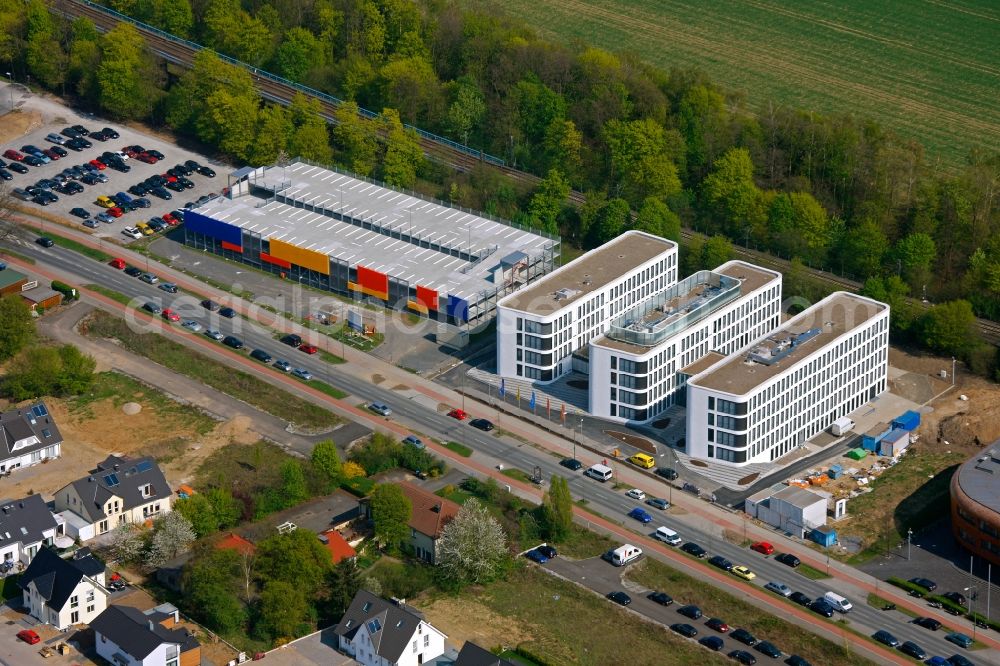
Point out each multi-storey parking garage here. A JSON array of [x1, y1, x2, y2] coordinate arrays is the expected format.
[[182, 161, 559, 327]]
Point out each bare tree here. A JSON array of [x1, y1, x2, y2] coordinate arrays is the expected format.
[[436, 498, 509, 586], [239, 548, 255, 604]]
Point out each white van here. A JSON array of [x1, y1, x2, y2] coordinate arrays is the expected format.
[[823, 591, 853, 613], [654, 526, 681, 546], [585, 463, 613, 482], [611, 544, 643, 566]]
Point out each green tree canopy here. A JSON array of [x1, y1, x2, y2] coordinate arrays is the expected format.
[[370, 483, 412, 550], [527, 169, 570, 235], [834, 219, 888, 279], [701, 235, 734, 270], [0, 295, 34, 361], [3, 345, 95, 400], [255, 580, 311, 641], [275, 27, 322, 82], [332, 101, 378, 176], [256, 529, 332, 597], [542, 476, 573, 541], [311, 439, 342, 485], [588, 198, 631, 247], [97, 23, 159, 119], [378, 108, 424, 188], [894, 232, 937, 289], [445, 78, 486, 146], [603, 117, 682, 206], [702, 147, 764, 236], [183, 549, 247, 634], [632, 197, 681, 241], [920, 299, 977, 356]]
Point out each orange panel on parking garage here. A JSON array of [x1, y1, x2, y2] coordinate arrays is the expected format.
[[269, 238, 330, 275]]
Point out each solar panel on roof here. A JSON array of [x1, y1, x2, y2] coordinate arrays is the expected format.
[[32, 405, 48, 417], [104, 473, 120, 487], [367, 618, 382, 634], [135, 461, 153, 473]]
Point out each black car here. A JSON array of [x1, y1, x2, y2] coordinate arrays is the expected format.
[[706, 618, 730, 633], [36, 236, 54, 247], [699, 636, 724, 651], [166, 180, 185, 192], [606, 591, 631, 606], [656, 467, 679, 480], [914, 616, 942, 631], [559, 458, 583, 471], [681, 542, 707, 558], [147, 149, 165, 160], [222, 336, 244, 350], [648, 591, 673, 606], [80, 173, 99, 185], [178, 177, 195, 189], [197, 165, 216, 177], [91, 129, 109, 141], [0, 168, 11, 181], [947, 655, 974, 666], [943, 592, 967, 606], [31, 196, 50, 206], [134, 198, 151, 208], [808, 599, 833, 617], [677, 605, 702, 620], [249, 349, 273, 363], [281, 333, 303, 346], [909, 577, 937, 592], [70, 124, 89, 136], [70, 207, 90, 219], [731, 629, 757, 647], [709, 555, 734, 572], [174, 163, 194, 175], [151, 186, 172, 199], [671, 623, 698, 638], [728, 650, 757, 665], [872, 630, 899, 648], [124, 266, 143, 277], [898, 641, 926, 660], [470, 418, 494, 431], [129, 184, 149, 196], [201, 299, 220, 311], [184, 159, 202, 170], [102, 127, 120, 139], [788, 592, 811, 607], [785, 656, 811, 666], [61, 127, 81, 138], [8, 162, 28, 174], [755, 641, 781, 658], [49, 145, 67, 157], [24, 155, 44, 167], [219, 307, 237, 319], [775, 553, 800, 568], [535, 544, 557, 559]]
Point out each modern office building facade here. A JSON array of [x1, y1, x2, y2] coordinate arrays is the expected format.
[[183, 161, 559, 327], [588, 261, 782, 423], [951, 440, 1000, 567], [495, 231, 678, 383], [685, 292, 890, 466]]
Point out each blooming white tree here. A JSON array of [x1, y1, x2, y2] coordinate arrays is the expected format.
[[437, 498, 509, 586], [110, 523, 145, 564], [147, 511, 197, 566]]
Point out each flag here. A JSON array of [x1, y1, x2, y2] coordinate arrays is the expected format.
[[516, 386, 521, 403], [561, 403, 566, 422], [499, 378, 505, 398], [530, 391, 536, 410], [546, 397, 551, 417]]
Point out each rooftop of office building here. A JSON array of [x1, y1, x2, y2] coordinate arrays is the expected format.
[[954, 440, 1000, 514], [687, 292, 887, 396], [498, 231, 675, 316], [193, 161, 556, 300]]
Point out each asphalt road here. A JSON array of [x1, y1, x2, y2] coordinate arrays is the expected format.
[[8, 236, 996, 665]]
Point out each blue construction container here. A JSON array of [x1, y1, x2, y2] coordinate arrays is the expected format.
[[809, 526, 837, 547], [828, 464, 843, 479], [892, 410, 921, 432], [878, 429, 911, 457], [861, 422, 893, 452]]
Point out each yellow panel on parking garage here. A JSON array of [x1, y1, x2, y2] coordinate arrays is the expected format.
[[269, 238, 330, 275]]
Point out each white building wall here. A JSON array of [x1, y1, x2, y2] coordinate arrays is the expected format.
[[0, 443, 60, 474], [497, 232, 678, 384], [589, 265, 781, 424], [686, 293, 890, 466], [25, 579, 106, 629], [96, 633, 176, 666]]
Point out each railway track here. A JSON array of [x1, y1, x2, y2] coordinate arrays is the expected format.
[[53, 0, 999, 345]]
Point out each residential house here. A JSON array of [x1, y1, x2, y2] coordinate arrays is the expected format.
[[91, 603, 201, 666], [0, 494, 58, 568], [54, 455, 172, 541], [333, 590, 447, 666], [453, 642, 518, 666], [0, 402, 61, 475], [363, 483, 459, 564], [215, 533, 256, 556], [19, 547, 108, 629], [319, 528, 356, 565]]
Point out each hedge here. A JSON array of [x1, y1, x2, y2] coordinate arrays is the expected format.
[[51, 280, 78, 300], [341, 476, 376, 497]]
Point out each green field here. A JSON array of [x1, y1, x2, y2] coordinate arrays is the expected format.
[[494, 0, 1000, 167]]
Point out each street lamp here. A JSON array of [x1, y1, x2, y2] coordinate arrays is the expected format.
[[5, 72, 12, 111], [907, 528, 913, 561]]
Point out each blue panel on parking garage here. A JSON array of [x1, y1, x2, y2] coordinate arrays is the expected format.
[[446, 295, 468, 323], [184, 210, 242, 246]]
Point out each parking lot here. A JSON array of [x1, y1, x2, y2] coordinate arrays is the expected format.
[[1, 116, 226, 243]]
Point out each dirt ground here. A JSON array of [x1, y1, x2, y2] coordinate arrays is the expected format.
[[415, 595, 534, 653], [0, 109, 43, 143]]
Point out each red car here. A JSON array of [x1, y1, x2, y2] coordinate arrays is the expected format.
[[298, 344, 318, 354], [161, 173, 177, 183], [3, 149, 24, 161], [161, 308, 180, 322], [162, 213, 178, 225], [750, 541, 774, 555], [107, 207, 123, 218], [89, 159, 107, 170], [137, 152, 158, 164], [42, 148, 60, 161], [16, 629, 40, 645], [109, 258, 126, 269], [448, 408, 469, 420]]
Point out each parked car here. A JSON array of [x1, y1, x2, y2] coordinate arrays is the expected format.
[[525, 549, 549, 564], [161, 309, 180, 322], [298, 344, 318, 354], [728, 649, 756, 665], [538, 545, 558, 559], [709, 556, 733, 572], [946, 654, 974, 666], [699, 636, 724, 651], [944, 632, 974, 649], [943, 592, 967, 606], [677, 605, 702, 620], [70, 207, 90, 219], [217, 306, 237, 318], [754, 641, 782, 658], [646, 497, 670, 510], [124, 266, 143, 277], [121, 227, 142, 239], [750, 542, 774, 555], [681, 542, 707, 558], [628, 507, 652, 524], [808, 599, 833, 617], [201, 299, 220, 311], [142, 302, 162, 315], [764, 581, 792, 598], [281, 333, 302, 346], [36, 236, 54, 247], [560, 458, 583, 471], [706, 618, 730, 633], [109, 258, 127, 269], [606, 591, 631, 606], [470, 418, 495, 431], [447, 408, 469, 420], [872, 630, 899, 648], [626, 488, 647, 501], [158, 282, 178, 293], [273, 360, 292, 372], [914, 616, 942, 631], [16, 629, 40, 645], [898, 641, 926, 660], [368, 402, 392, 416], [784, 656, 812, 666], [731, 566, 756, 581], [775, 553, 800, 568], [83, 219, 99, 228], [204, 329, 225, 340], [648, 591, 673, 606], [250, 349, 273, 363], [656, 466, 679, 480], [181, 320, 202, 332], [730, 628, 757, 647], [139, 272, 159, 284], [671, 623, 698, 638], [908, 577, 937, 592], [222, 335, 244, 349]]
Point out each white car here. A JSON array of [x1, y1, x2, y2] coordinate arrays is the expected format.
[[181, 320, 202, 332], [274, 359, 292, 372], [626, 488, 646, 501], [121, 226, 142, 239], [291, 368, 313, 380], [764, 581, 792, 597], [204, 329, 224, 341]]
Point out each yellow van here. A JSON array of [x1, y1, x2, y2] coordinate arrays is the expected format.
[[629, 452, 655, 469]]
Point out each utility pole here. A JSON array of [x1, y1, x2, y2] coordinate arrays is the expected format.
[[907, 528, 913, 560]]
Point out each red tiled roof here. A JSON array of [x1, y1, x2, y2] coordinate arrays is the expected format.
[[396, 482, 460, 540], [319, 529, 357, 564], [215, 533, 255, 555]]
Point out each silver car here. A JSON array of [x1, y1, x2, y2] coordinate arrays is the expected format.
[[204, 329, 224, 341], [291, 368, 313, 380], [764, 581, 792, 597], [181, 320, 202, 332], [274, 359, 292, 372]]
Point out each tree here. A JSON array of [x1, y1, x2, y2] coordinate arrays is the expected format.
[[332, 101, 378, 176], [148, 511, 197, 566], [311, 439, 342, 484], [288, 93, 332, 164], [370, 483, 411, 550], [184, 549, 247, 634], [437, 498, 509, 587], [175, 494, 219, 537], [0, 295, 33, 361], [920, 299, 977, 356], [678, 84, 729, 175], [834, 219, 888, 279], [275, 27, 321, 82], [3, 344, 95, 400], [378, 108, 424, 188], [97, 23, 159, 119], [68, 18, 101, 102], [326, 557, 361, 618], [279, 460, 309, 507], [588, 198, 630, 247], [702, 148, 764, 236], [255, 530, 332, 596], [894, 232, 937, 289], [250, 104, 292, 165], [633, 197, 681, 241], [602, 117, 682, 206], [542, 476, 573, 540], [255, 580, 310, 640], [445, 78, 486, 146], [202, 89, 259, 161], [701, 235, 734, 269], [110, 523, 146, 564], [542, 118, 583, 181], [378, 56, 443, 125], [527, 169, 570, 234], [53, 345, 96, 395], [24, 0, 65, 91]]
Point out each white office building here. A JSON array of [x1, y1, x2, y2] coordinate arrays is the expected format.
[[685, 291, 890, 466], [496, 231, 678, 383], [588, 261, 782, 423]]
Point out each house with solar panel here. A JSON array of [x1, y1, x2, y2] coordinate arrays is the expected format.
[[53, 455, 173, 541], [0, 402, 61, 475], [333, 590, 447, 666]]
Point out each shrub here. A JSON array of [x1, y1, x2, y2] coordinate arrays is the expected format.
[[51, 280, 78, 300], [341, 461, 366, 478]]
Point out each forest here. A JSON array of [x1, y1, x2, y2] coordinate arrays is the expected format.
[[0, 0, 997, 377]]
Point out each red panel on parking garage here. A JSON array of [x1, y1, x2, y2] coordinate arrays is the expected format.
[[260, 252, 291, 269], [416, 285, 438, 312], [221, 240, 242, 253]]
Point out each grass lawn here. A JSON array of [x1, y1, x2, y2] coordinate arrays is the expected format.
[[319, 349, 346, 364], [501, 468, 532, 484], [427, 566, 731, 665], [80, 311, 342, 430], [0, 575, 20, 601], [303, 379, 349, 399], [85, 283, 132, 306], [444, 441, 472, 457], [494, 0, 999, 167], [552, 523, 617, 559], [797, 562, 832, 580], [626, 558, 874, 665], [26, 226, 112, 262], [866, 593, 918, 618], [0, 250, 35, 264], [436, 485, 475, 505], [331, 324, 384, 351], [841, 449, 965, 563]]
